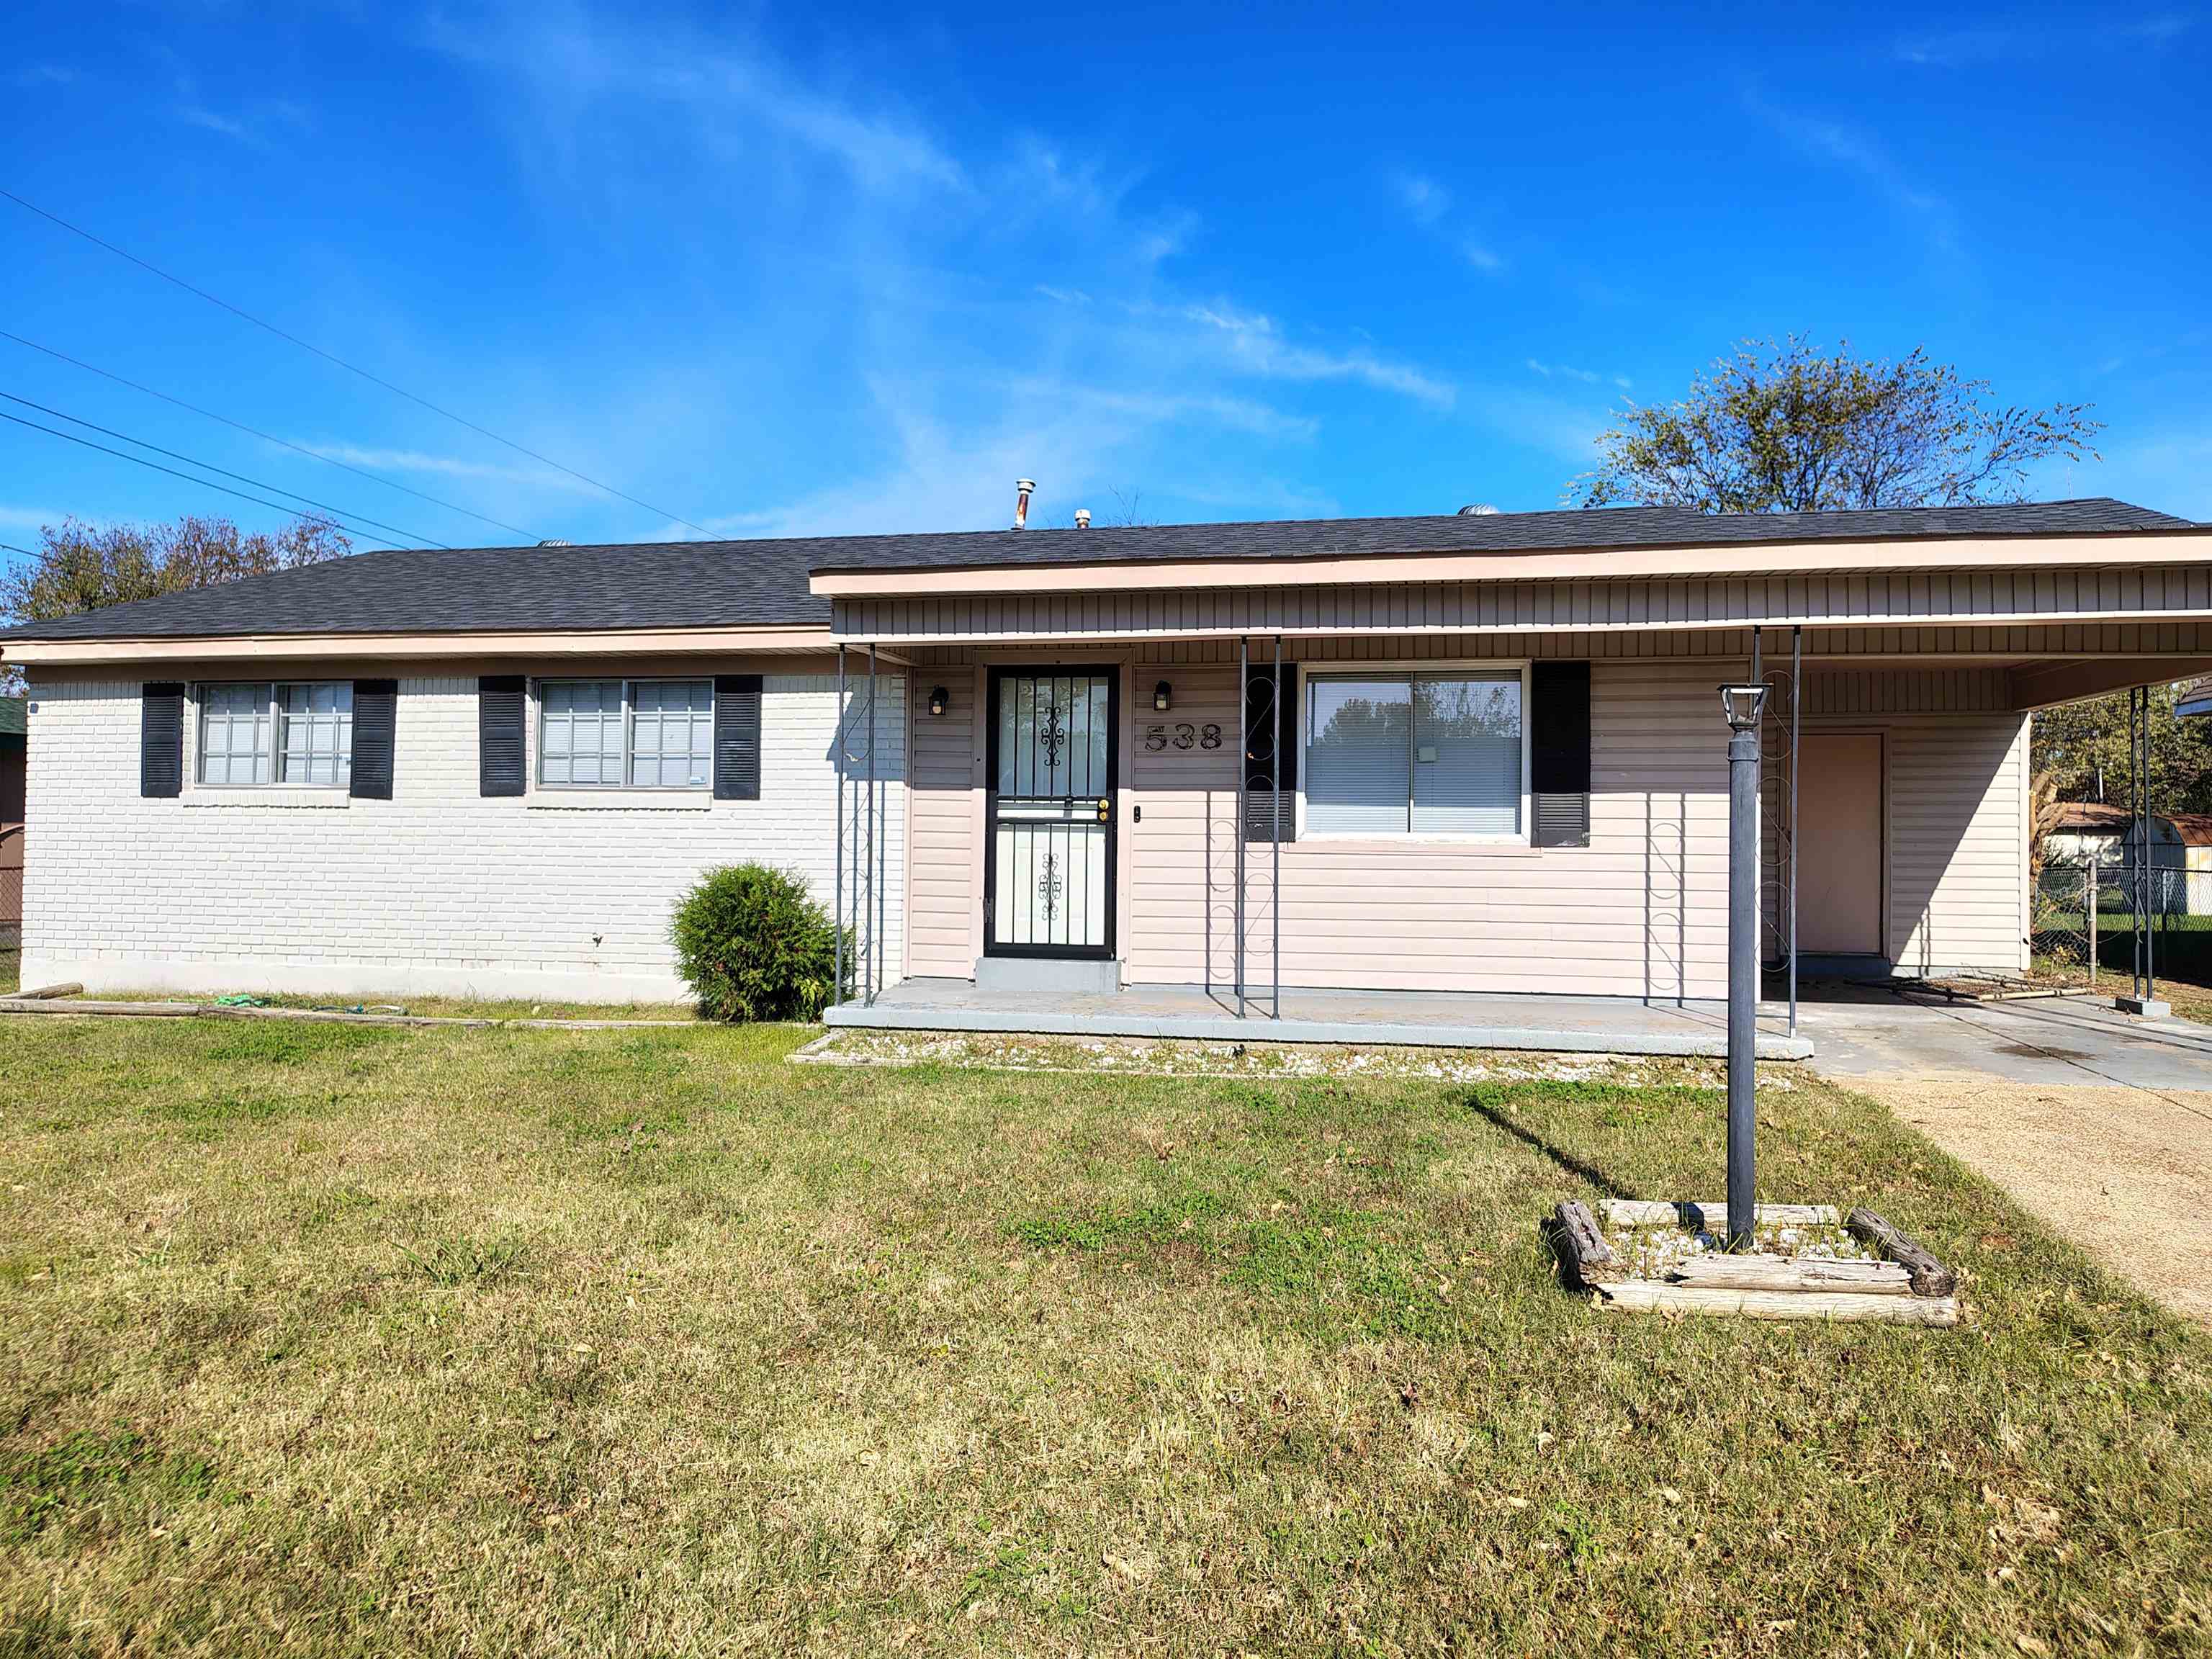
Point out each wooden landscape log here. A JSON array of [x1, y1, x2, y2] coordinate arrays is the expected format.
[[14, 981, 84, 1000], [1598, 1282, 1959, 1326], [1667, 1254, 1910, 1294], [1845, 1208, 1957, 1298], [0, 998, 202, 1017], [1551, 1200, 1625, 1287]]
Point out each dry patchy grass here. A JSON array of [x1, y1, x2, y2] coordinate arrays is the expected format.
[[0, 1019, 2207, 1655]]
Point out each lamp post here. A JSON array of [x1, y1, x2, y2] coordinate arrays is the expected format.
[[1719, 680, 1768, 1250]]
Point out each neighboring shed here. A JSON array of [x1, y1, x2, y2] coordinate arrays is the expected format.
[[2177, 675, 2212, 718], [0, 695, 22, 945], [2044, 800, 2133, 868], [2121, 811, 2212, 916]]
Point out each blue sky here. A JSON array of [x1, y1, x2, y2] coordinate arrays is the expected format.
[[2, 1, 2208, 564]]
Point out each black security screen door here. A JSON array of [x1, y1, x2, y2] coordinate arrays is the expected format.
[[986, 668, 1118, 958]]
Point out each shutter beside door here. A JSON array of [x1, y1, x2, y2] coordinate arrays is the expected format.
[[140, 682, 184, 799], [1530, 660, 1591, 848], [1243, 661, 1298, 843], [713, 675, 763, 801], [478, 675, 526, 797], [350, 680, 397, 800]]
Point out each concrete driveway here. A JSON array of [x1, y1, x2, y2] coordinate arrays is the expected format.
[[1799, 989, 2212, 1325]]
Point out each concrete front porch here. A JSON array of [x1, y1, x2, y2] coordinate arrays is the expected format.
[[825, 978, 1816, 1060]]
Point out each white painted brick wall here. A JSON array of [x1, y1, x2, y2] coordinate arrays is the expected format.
[[21, 670, 904, 1002]]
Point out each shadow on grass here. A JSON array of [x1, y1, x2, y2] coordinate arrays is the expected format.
[[1460, 1096, 1635, 1201]]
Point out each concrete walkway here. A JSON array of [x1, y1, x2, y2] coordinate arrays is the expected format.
[[1802, 989, 2212, 1326], [826, 978, 1815, 1060], [1800, 987, 2212, 1092]]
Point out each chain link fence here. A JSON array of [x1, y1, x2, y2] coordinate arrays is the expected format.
[[2033, 859, 2212, 985]]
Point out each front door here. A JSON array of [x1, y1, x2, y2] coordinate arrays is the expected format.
[[986, 668, 1117, 958], [1797, 732, 1886, 956]]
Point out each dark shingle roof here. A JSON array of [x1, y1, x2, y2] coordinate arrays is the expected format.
[[805, 497, 2196, 576], [0, 497, 2193, 643]]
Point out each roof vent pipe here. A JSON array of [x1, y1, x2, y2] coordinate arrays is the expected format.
[[1074, 507, 1092, 529], [1456, 503, 1501, 516], [1013, 479, 1036, 529]]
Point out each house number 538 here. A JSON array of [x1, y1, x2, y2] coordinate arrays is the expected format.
[[1144, 723, 1223, 752]]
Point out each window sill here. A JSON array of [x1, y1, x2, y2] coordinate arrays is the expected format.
[[183, 788, 351, 809], [1293, 835, 1539, 852], [526, 791, 714, 811]]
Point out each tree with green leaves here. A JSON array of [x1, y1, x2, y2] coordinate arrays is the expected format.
[[1, 513, 350, 629], [1572, 336, 2102, 513], [2031, 683, 2212, 818], [1, 513, 351, 692]]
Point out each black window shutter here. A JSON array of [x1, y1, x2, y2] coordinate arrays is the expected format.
[[1243, 660, 1298, 843], [1530, 660, 1591, 848], [478, 675, 526, 797], [140, 682, 184, 799], [714, 674, 763, 801], [350, 679, 397, 800]]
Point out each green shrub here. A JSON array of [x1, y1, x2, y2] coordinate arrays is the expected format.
[[670, 863, 844, 1022]]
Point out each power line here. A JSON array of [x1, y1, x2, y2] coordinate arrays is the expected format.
[[0, 390, 444, 549], [0, 329, 543, 542], [0, 409, 412, 550], [1, 187, 716, 537]]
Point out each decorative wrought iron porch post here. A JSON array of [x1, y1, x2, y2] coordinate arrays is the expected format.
[[834, 646, 845, 1009], [1272, 633, 1282, 1021], [1236, 634, 1248, 1019], [866, 644, 878, 1007]]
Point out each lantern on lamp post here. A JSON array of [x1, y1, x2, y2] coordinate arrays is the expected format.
[[1719, 681, 1768, 1250]]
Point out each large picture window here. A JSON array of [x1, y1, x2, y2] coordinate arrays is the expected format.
[[197, 682, 352, 788], [538, 678, 713, 790], [1303, 669, 1525, 837]]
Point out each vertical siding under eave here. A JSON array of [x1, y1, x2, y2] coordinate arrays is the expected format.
[[1123, 660, 1729, 998], [907, 674, 979, 978]]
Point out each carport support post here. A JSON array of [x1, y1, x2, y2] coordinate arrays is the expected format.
[[834, 647, 846, 1008], [1727, 699, 1761, 1251]]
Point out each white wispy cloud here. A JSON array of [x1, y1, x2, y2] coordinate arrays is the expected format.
[[12, 63, 76, 88], [177, 104, 249, 138], [1462, 240, 1504, 272], [1033, 284, 1092, 306], [428, 5, 965, 197], [289, 442, 603, 495], [1391, 171, 1452, 226], [1526, 359, 1601, 384], [1745, 91, 1965, 271], [1178, 302, 1456, 409]]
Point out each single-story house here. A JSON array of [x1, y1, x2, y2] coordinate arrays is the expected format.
[[1, 495, 2206, 1006]]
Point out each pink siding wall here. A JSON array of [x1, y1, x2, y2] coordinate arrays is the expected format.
[[907, 675, 979, 979], [1123, 660, 1729, 998], [901, 649, 2029, 996]]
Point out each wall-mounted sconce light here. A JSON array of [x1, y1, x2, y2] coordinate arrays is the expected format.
[[1152, 680, 1173, 713], [927, 686, 949, 717]]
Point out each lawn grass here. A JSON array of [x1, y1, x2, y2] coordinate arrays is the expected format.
[[1, 1020, 2207, 1655]]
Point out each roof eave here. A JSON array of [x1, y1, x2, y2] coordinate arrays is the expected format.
[[808, 526, 2212, 599], [0, 623, 837, 666]]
